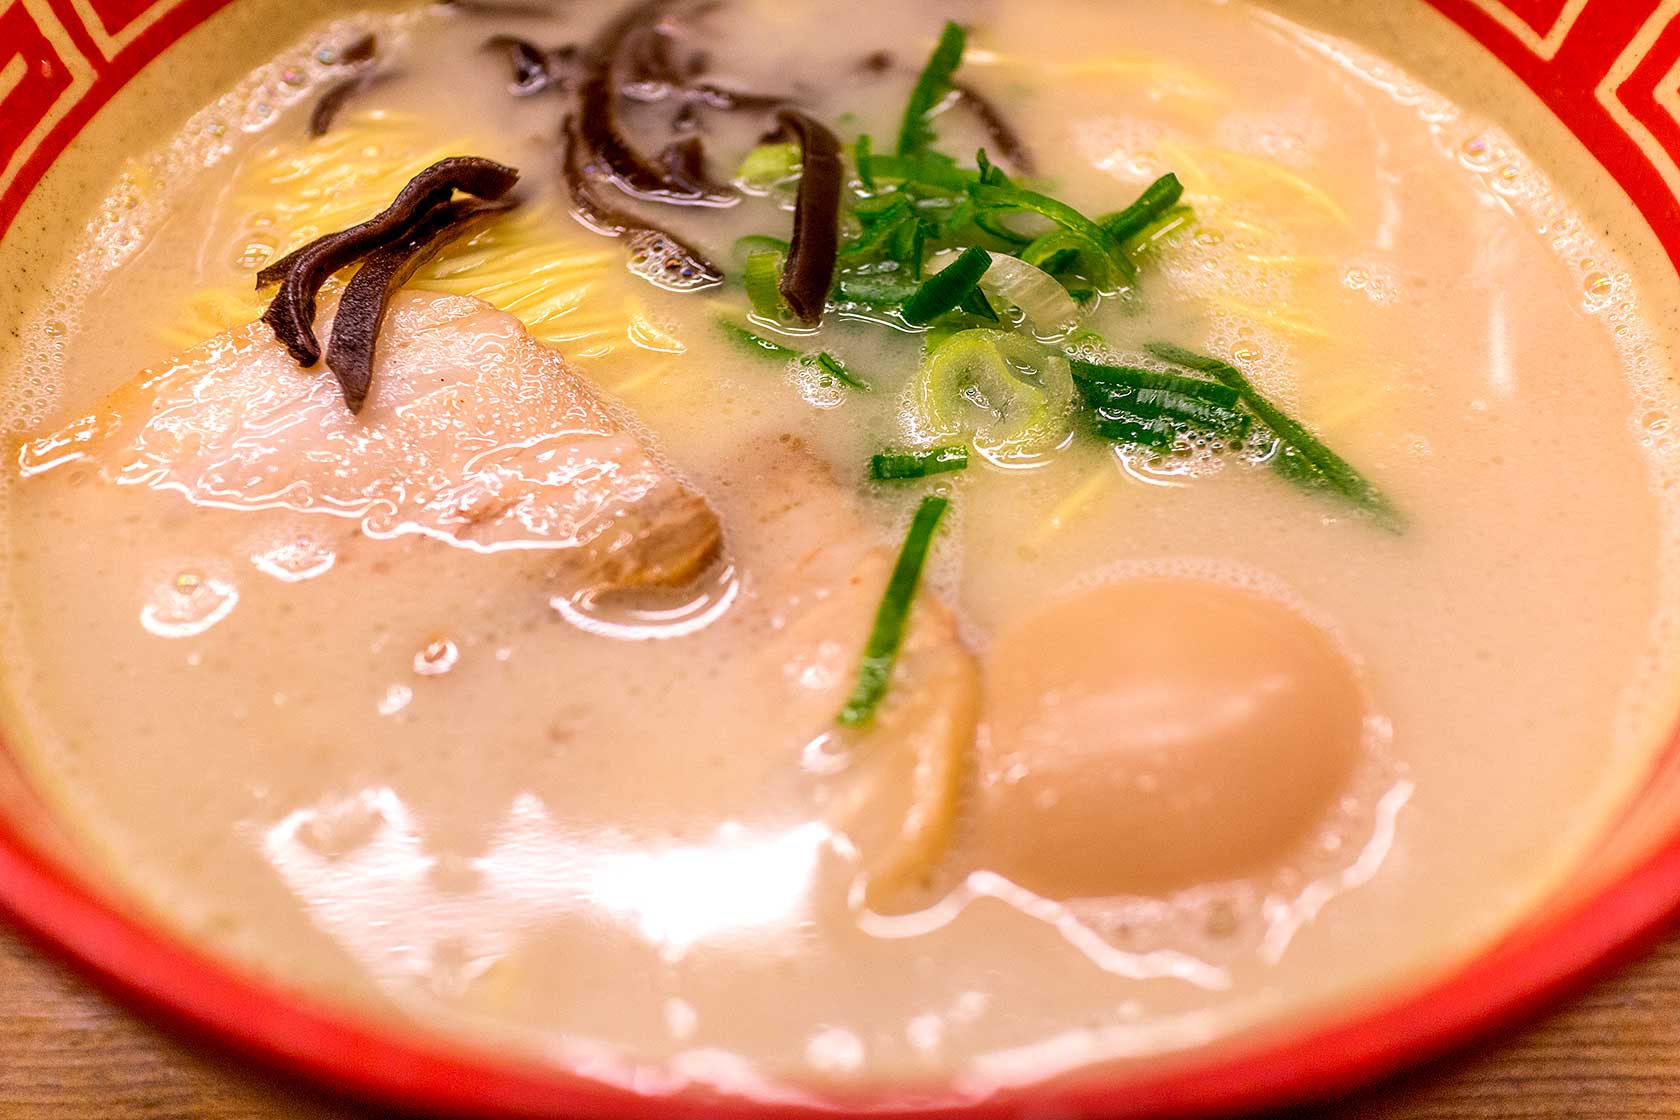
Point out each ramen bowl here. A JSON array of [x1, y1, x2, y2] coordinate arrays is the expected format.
[[4, 0, 1680, 1115]]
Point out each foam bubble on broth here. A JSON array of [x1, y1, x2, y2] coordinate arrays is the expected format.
[[1284, 18, 1680, 785]]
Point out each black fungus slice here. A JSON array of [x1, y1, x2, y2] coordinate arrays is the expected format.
[[561, 114, 722, 290], [575, 0, 738, 205], [685, 82, 788, 111], [308, 33, 380, 138], [771, 109, 842, 324], [437, 0, 556, 16], [484, 34, 559, 95], [310, 73, 382, 137], [324, 197, 515, 413], [576, 0, 715, 202], [258, 156, 520, 365], [656, 135, 735, 200], [952, 80, 1034, 173]]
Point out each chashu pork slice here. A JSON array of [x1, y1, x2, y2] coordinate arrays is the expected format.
[[736, 440, 980, 909], [20, 292, 720, 593]]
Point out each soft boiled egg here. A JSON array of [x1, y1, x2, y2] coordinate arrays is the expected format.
[[976, 576, 1367, 899]]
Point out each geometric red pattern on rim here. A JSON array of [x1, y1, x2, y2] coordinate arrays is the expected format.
[[84, 0, 171, 37], [0, 4, 73, 169], [1499, 0, 1572, 37], [1424, 0, 1680, 274], [0, 0, 234, 239], [1618, 13, 1680, 183]]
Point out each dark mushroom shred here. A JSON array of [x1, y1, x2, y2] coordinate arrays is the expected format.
[[484, 34, 574, 96], [951, 80, 1033, 173], [860, 49, 893, 74], [770, 109, 843, 324], [560, 114, 723, 289], [325, 197, 516, 413], [338, 32, 378, 66], [310, 73, 382, 138], [309, 33, 380, 138], [622, 21, 685, 99], [436, 0, 557, 17], [575, 0, 734, 205], [257, 156, 520, 365], [685, 82, 789, 112], [656, 136, 735, 199]]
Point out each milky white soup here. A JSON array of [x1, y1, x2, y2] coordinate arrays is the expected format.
[[3, 0, 1680, 1100]]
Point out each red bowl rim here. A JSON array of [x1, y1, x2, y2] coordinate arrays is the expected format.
[[1, 791, 1679, 1118], [7, 0, 1680, 1114]]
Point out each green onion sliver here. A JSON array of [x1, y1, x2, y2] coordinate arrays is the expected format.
[[1070, 359, 1241, 408], [717, 317, 797, 360], [837, 495, 951, 727], [808, 350, 870, 390], [1098, 173, 1184, 245], [895, 21, 966, 157], [902, 246, 991, 325], [732, 234, 790, 262], [957, 286, 999, 322], [743, 250, 786, 318], [855, 134, 876, 189], [1092, 409, 1179, 450], [861, 154, 979, 193], [870, 445, 968, 480], [833, 270, 919, 307], [1145, 341, 1402, 525], [971, 183, 1136, 287], [737, 142, 801, 189]]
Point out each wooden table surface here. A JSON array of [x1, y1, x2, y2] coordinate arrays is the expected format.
[[4, 922, 1680, 1119]]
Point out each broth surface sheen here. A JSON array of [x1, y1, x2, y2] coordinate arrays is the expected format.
[[4, 0, 1680, 1099]]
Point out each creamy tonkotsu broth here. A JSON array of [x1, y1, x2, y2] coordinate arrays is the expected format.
[[4, 0, 1680, 1097]]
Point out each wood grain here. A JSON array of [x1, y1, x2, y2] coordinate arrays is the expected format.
[[5, 922, 1680, 1119]]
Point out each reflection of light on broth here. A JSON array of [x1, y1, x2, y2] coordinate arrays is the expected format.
[[264, 789, 827, 980]]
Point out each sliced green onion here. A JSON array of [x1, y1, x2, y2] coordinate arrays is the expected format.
[[972, 208, 1033, 247], [1124, 204, 1196, 257], [912, 328, 1074, 460], [1036, 247, 1079, 275], [869, 445, 969, 480], [833, 270, 920, 307], [895, 21, 966, 157], [1020, 228, 1111, 282], [932, 198, 978, 239], [855, 133, 876, 189], [743, 250, 787, 318], [1091, 409, 1179, 450], [975, 147, 1010, 187], [806, 350, 870, 390], [717, 317, 797, 360], [1090, 385, 1249, 437], [979, 253, 1081, 335], [860, 154, 979, 192], [853, 194, 913, 225], [1098, 173, 1184, 245], [957, 286, 999, 322], [1145, 341, 1401, 525], [1070, 360, 1241, 408], [732, 234, 790, 262], [971, 183, 1136, 287], [902, 246, 991, 324], [737, 142, 801, 189], [837, 494, 950, 727], [890, 218, 929, 278]]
